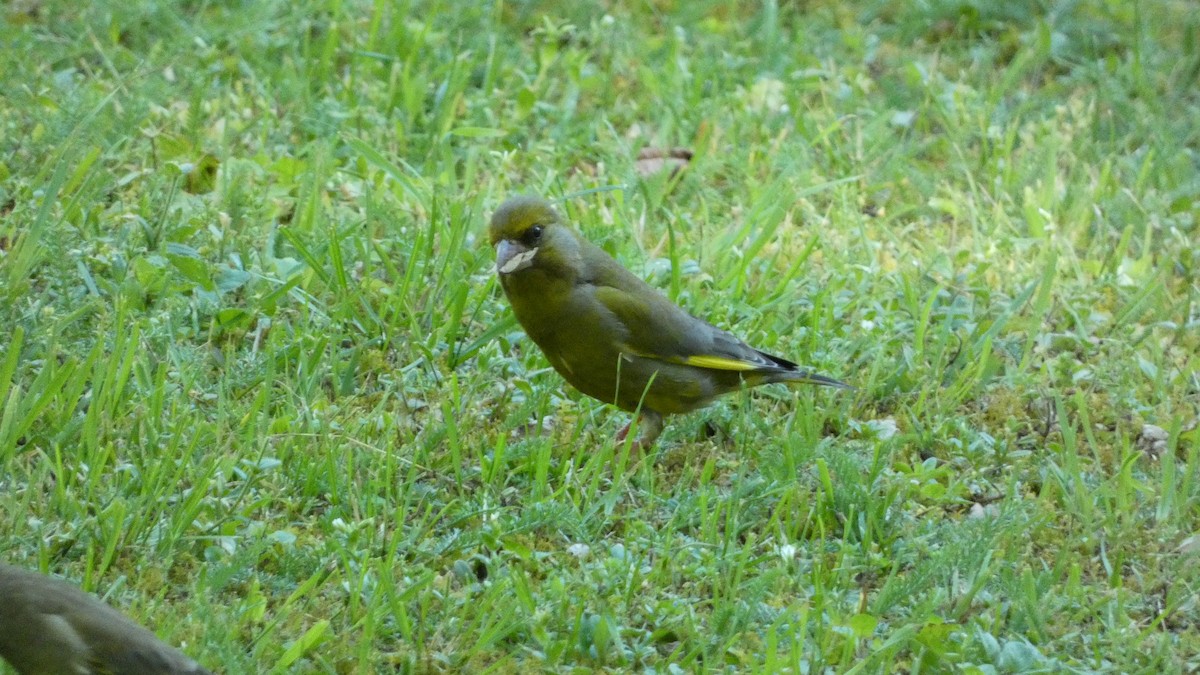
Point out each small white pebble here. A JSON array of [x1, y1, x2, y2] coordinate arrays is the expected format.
[[1137, 424, 1169, 459], [1141, 424, 1168, 442], [968, 503, 999, 519], [866, 418, 899, 440]]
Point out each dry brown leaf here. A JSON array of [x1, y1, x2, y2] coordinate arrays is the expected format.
[[635, 147, 693, 178]]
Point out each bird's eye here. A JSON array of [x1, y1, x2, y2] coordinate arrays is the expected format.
[[523, 225, 544, 245]]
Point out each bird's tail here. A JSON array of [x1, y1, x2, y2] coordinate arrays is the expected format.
[[786, 370, 854, 390]]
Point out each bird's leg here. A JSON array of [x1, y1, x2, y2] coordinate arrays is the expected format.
[[615, 421, 633, 442], [636, 411, 664, 448], [615, 411, 664, 452]]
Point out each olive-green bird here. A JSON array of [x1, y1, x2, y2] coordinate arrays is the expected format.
[[0, 563, 213, 675], [489, 195, 849, 447]]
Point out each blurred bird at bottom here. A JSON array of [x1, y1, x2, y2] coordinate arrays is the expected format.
[[0, 563, 213, 675]]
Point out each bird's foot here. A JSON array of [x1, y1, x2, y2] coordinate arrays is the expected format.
[[615, 421, 632, 443], [614, 412, 664, 453]]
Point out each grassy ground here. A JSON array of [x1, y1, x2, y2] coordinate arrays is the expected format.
[[2, 0, 1198, 672]]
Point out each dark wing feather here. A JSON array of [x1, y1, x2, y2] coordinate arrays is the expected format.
[[580, 239, 790, 375]]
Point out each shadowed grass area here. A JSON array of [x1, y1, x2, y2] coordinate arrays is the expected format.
[[1, 0, 1197, 671]]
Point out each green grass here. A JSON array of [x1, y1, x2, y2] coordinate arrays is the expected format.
[[2, 0, 1198, 672]]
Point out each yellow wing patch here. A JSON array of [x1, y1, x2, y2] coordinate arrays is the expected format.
[[681, 354, 761, 371], [618, 347, 764, 373]]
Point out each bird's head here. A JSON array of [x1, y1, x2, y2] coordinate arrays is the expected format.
[[488, 196, 580, 280]]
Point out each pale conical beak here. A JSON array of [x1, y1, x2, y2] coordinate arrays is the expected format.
[[495, 240, 539, 274]]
